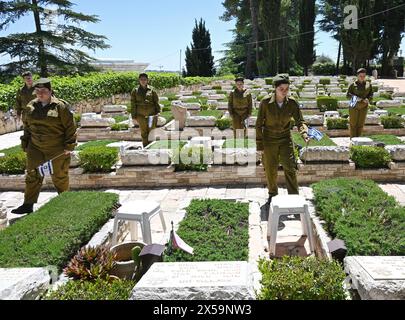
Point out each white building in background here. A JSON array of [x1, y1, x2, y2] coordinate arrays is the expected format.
[[91, 59, 149, 72]]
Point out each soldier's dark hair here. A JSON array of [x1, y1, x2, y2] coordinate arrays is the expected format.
[[139, 73, 148, 79], [22, 71, 32, 77], [235, 77, 244, 83]]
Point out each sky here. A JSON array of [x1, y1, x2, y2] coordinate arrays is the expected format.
[[1, 0, 404, 72]]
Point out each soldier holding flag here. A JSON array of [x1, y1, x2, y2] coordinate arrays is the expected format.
[[11, 78, 77, 215]]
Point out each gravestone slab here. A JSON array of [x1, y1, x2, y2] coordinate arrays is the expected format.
[[376, 100, 402, 108], [351, 137, 374, 146], [0, 268, 50, 300], [102, 105, 127, 113], [344, 256, 405, 300], [385, 145, 405, 161], [130, 261, 255, 300]]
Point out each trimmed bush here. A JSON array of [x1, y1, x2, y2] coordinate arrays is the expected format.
[[319, 78, 331, 85], [173, 146, 212, 172], [212, 85, 222, 90], [79, 146, 119, 173], [312, 178, 405, 256], [0, 191, 119, 269], [265, 78, 273, 86], [111, 123, 129, 131], [216, 118, 232, 130], [165, 199, 249, 262], [317, 96, 338, 112], [326, 118, 349, 130], [381, 115, 404, 129], [350, 146, 391, 169], [257, 257, 346, 300], [312, 63, 336, 75], [45, 279, 135, 300], [0, 150, 26, 174]]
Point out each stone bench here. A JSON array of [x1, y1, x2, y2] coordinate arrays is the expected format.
[[299, 146, 350, 162]]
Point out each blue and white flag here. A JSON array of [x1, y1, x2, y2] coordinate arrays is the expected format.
[[244, 118, 249, 128], [308, 127, 324, 141], [148, 116, 154, 129], [38, 160, 54, 177], [349, 95, 358, 109]]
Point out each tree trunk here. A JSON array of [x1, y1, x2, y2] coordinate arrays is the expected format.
[[336, 40, 342, 76], [31, 0, 48, 77], [245, 44, 253, 78], [250, 0, 260, 76]]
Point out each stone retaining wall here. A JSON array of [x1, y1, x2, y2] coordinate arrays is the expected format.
[[1, 162, 405, 191]]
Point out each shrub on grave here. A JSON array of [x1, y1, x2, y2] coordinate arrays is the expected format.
[[317, 96, 338, 112], [265, 78, 273, 86], [312, 178, 405, 256], [326, 118, 348, 130], [257, 256, 347, 300], [79, 146, 119, 173], [0, 192, 118, 269], [164, 199, 249, 262], [111, 123, 129, 131], [45, 278, 135, 300], [0, 151, 26, 174], [350, 146, 391, 169], [380, 115, 404, 129], [319, 78, 331, 85], [216, 118, 232, 130], [173, 146, 212, 172]]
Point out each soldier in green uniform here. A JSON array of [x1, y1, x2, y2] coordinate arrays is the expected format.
[[347, 68, 374, 138], [256, 74, 309, 205], [11, 79, 77, 215], [131, 73, 161, 147], [228, 77, 253, 138], [15, 71, 36, 120]]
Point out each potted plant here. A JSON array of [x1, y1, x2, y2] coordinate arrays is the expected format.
[[109, 241, 146, 280]]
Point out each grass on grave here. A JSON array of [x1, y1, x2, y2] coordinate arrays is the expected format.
[[223, 138, 256, 149], [195, 110, 224, 119], [312, 178, 405, 256], [0, 145, 23, 155], [164, 199, 249, 262], [387, 106, 405, 116], [147, 140, 188, 150], [0, 191, 119, 270], [368, 135, 404, 145], [112, 115, 129, 123], [75, 140, 119, 151], [160, 111, 174, 123], [292, 132, 336, 147]]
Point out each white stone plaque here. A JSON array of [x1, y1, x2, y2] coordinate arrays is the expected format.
[[354, 256, 405, 280]]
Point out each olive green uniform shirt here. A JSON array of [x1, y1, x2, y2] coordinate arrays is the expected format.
[[256, 94, 308, 151], [21, 97, 77, 152], [130, 85, 160, 118], [346, 81, 374, 108], [228, 89, 253, 118], [16, 85, 36, 116]]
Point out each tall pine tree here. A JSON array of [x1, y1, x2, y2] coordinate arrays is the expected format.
[[184, 19, 215, 77], [297, 0, 316, 76], [0, 0, 110, 76]]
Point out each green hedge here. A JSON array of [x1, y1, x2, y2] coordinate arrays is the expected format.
[[0, 146, 26, 174], [79, 146, 119, 173], [257, 257, 346, 300], [45, 279, 135, 300], [216, 118, 232, 130], [326, 118, 349, 130], [350, 146, 391, 169], [173, 146, 212, 172], [381, 115, 404, 129], [111, 123, 129, 131], [317, 96, 338, 112], [312, 178, 405, 256], [165, 199, 249, 262], [319, 78, 331, 85], [0, 73, 234, 112], [265, 78, 273, 86], [0, 191, 119, 269]]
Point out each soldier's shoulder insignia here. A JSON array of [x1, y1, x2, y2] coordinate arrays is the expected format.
[[47, 109, 59, 117]]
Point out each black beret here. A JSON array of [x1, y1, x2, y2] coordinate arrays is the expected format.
[[235, 77, 244, 82]]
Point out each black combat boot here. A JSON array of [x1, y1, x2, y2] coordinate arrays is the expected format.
[[266, 195, 273, 205], [11, 203, 34, 215]]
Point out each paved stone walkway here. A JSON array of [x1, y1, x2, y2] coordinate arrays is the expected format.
[[0, 130, 22, 150]]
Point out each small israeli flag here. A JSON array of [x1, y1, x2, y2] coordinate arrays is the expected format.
[[349, 95, 358, 109], [244, 118, 249, 128], [38, 160, 54, 177], [148, 116, 154, 129], [308, 127, 324, 141]]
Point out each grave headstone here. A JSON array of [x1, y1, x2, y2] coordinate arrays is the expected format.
[[130, 261, 255, 300], [351, 137, 374, 146]]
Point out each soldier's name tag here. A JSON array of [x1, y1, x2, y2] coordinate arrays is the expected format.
[[47, 109, 59, 117]]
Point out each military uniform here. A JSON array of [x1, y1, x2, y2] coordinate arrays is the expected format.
[[256, 92, 308, 197], [20, 87, 77, 205], [131, 85, 161, 147], [347, 80, 373, 138], [228, 88, 253, 138], [16, 85, 36, 117]]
